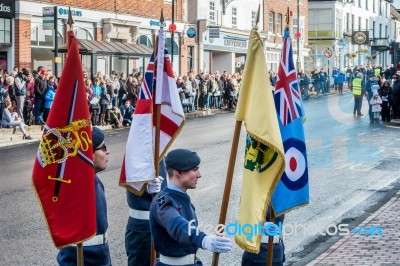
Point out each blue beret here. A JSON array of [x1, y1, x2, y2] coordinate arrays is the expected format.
[[165, 149, 201, 171], [92, 127, 105, 150]]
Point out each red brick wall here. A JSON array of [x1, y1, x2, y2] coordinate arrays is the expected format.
[[263, 0, 308, 44], [95, 26, 103, 41], [180, 36, 196, 75], [15, 19, 32, 71], [34, 0, 185, 22]]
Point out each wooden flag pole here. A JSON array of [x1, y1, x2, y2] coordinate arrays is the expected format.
[[266, 209, 276, 266], [77, 243, 83, 266], [211, 120, 242, 266], [150, 9, 163, 266], [66, 9, 85, 266]]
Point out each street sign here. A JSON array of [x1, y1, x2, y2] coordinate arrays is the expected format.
[[168, 23, 177, 32], [187, 27, 196, 38], [209, 27, 220, 39], [42, 7, 54, 30], [324, 48, 333, 58]]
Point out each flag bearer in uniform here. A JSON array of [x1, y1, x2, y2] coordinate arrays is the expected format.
[[57, 127, 111, 266], [125, 160, 167, 266], [150, 148, 232, 265]]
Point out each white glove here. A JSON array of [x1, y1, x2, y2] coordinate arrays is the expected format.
[[202, 235, 232, 253], [146, 176, 164, 194]]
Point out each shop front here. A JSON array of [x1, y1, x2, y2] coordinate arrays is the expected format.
[[0, 0, 15, 72], [202, 29, 248, 74]]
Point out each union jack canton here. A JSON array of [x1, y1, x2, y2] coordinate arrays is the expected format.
[[274, 30, 303, 126]]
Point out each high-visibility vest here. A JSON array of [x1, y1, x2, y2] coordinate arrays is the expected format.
[[352, 78, 362, 96]]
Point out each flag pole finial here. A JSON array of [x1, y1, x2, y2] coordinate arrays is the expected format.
[[160, 9, 164, 27], [285, 7, 290, 28], [255, 4, 260, 28], [67, 7, 74, 31]]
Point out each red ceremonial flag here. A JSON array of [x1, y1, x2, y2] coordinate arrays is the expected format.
[[32, 31, 96, 248]]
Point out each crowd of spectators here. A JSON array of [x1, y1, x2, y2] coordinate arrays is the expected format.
[[3, 62, 399, 137], [296, 63, 400, 123]]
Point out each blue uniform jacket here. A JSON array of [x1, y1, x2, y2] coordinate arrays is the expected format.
[[150, 187, 207, 257], [126, 159, 167, 232], [57, 175, 111, 266]]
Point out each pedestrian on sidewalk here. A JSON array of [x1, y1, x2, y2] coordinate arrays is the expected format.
[[14, 69, 29, 123], [379, 80, 393, 122], [365, 74, 379, 123], [0, 82, 9, 128], [370, 91, 382, 124], [34, 68, 47, 125], [352, 73, 365, 117], [43, 76, 57, 122], [336, 71, 346, 95], [1, 100, 32, 139], [391, 74, 400, 119]]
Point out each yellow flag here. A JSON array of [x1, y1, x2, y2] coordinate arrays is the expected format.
[[234, 28, 285, 253]]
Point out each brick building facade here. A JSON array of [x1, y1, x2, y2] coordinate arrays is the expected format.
[[263, 0, 309, 72], [7, 0, 198, 77]]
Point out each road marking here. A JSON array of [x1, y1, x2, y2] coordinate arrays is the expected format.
[[371, 150, 383, 156]]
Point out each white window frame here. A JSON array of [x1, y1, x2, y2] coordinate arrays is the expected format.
[[269, 12, 275, 33], [232, 7, 237, 28], [277, 13, 282, 35], [251, 10, 256, 28], [266, 51, 279, 73], [209, 1, 216, 24]]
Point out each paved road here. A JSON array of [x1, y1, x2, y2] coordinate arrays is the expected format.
[[0, 91, 399, 265]]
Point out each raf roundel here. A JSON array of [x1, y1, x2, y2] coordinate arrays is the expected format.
[[280, 138, 308, 191], [285, 147, 306, 182]]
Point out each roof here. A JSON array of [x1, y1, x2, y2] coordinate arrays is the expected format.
[[391, 5, 400, 20], [57, 39, 153, 57]]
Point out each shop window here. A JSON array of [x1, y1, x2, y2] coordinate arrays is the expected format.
[[308, 9, 333, 38], [0, 18, 11, 44], [74, 27, 93, 40], [165, 37, 178, 55], [31, 24, 63, 47], [137, 35, 153, 48]]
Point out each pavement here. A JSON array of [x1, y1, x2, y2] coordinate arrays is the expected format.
[[294, 180, 400, 266], [2, 89, 400, 265], [0, 107, 230, 148]]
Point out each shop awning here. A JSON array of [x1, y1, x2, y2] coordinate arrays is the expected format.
[[57, 39, 153, 57]]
